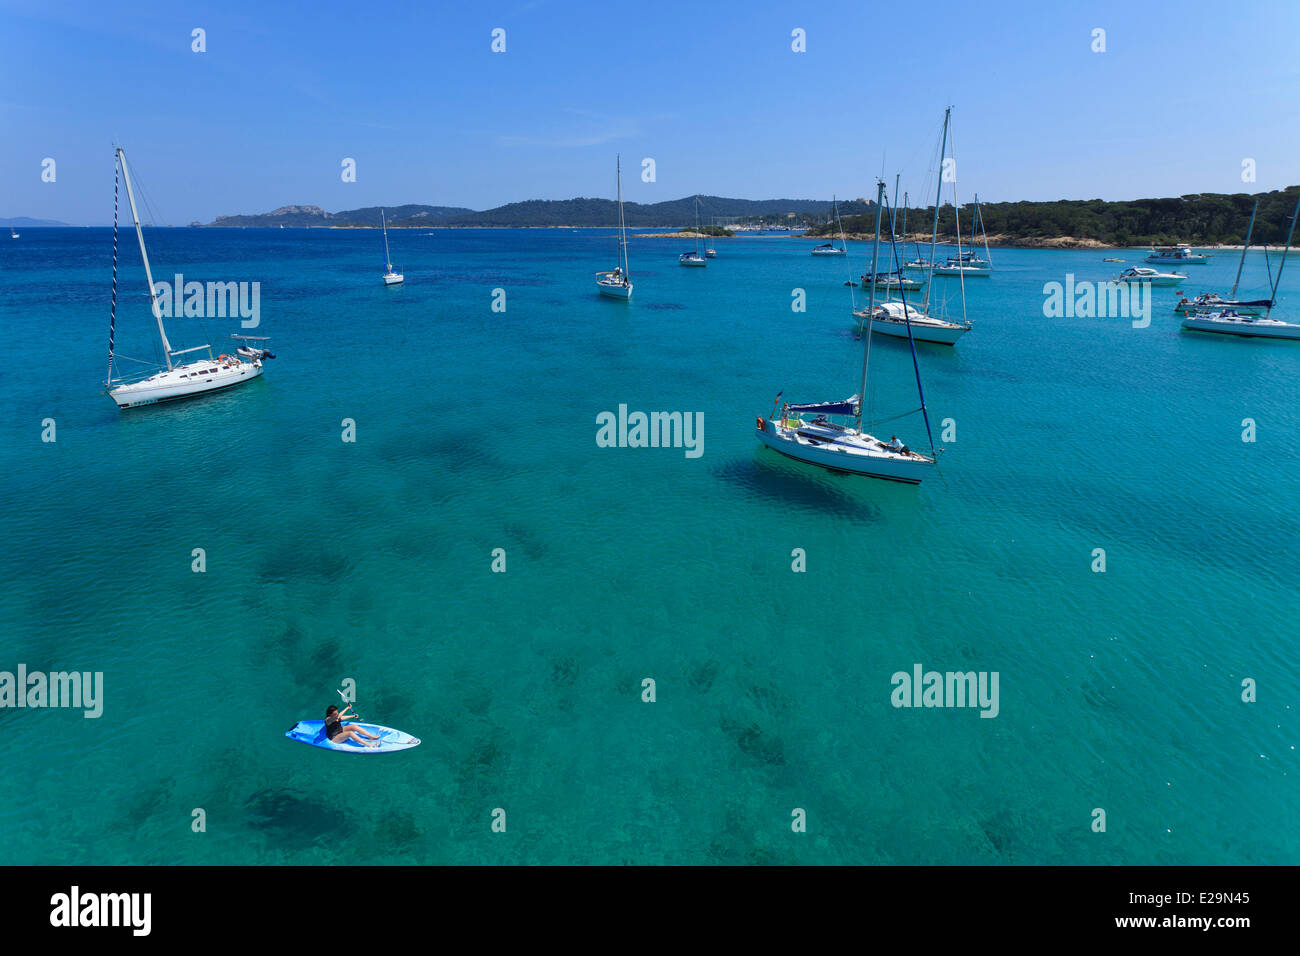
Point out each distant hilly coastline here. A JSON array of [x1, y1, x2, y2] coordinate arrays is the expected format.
[[203, 187, 1300, 247], [204, 197, 866, 229], [0, 216, 68, 227]]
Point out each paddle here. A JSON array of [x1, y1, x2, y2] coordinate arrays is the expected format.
[[337, 687, 362, 724]]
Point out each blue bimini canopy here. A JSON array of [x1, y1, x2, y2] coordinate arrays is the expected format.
[[787, 395, 859, 417]]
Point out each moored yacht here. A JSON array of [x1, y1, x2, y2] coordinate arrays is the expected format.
[[1116, 266, 1186, 286], [596, 155, 634, 299], [105, 147, 272, 409], [755, 179, 939, 484], [1147, 243, 1209, 265], [857, 300, 970, 345]]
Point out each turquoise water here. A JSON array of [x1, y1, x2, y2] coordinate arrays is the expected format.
[[0, 227, 1296, 864]]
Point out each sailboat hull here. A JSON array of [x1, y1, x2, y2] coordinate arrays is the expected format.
[[755, 420, 933, 483], [109, 359, 263, 408], [597, 281, 632, 299], [1181, 315, 1300, 339]]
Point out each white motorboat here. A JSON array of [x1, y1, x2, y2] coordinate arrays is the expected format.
[[756, 179, 938, 483], [596, 155, 634, 299], [1147, 243, 1209, 265], [380, 209, 403, 285], [105, 147, 271, 409], [1116, 266, 1186, 286]]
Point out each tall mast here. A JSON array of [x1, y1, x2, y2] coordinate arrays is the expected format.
[[117, 147, 173, 369], [382, 209, 392, 269], [923, 108, 950, 314], [616, 155, 629, 275], [855, 180, 885, 432], [1231, 200, 1258, 299], [1266, 191, 1300, 318]]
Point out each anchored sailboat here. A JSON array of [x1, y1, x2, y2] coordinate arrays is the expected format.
[[104, 147, 272, 409], [596, 155, 633, 299], [679, 197, 707, 266], [1174, 200, 1273, 316], [380, 210, 403, 285], [857, 109, 971, 345], [706, 216, 717, 258], [1182, 191, 1300, 339], [756, 180, 938, 483], [811, 196, 848, 256], [933, 193, 992, 276]]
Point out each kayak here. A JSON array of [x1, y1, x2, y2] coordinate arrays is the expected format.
[[285, 720, 421, 754]]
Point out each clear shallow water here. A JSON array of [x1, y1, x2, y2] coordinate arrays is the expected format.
[[0, 227, 1295, 864]]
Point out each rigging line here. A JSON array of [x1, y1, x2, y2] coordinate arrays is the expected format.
[[883, 187, 936, 456], [948, 115, 969, 327], [107, 150, 119, 385]]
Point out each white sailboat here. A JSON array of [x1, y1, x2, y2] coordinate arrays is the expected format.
[[679, 197, 707, 266], [380, 210, 403, 285], [756, 179, 938, 483], [933, 194, 992, 276], [595, 155, 633, 299], [811, 196, 848, 256], [1183, 191, 1300, 339], [706, 216, 717, 258], [1173, 200, 1273, 316], [105, 147, 272, 409], [859, 109, 971, 345], [8, 226, 17, 240]]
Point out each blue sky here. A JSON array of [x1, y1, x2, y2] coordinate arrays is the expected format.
[[2, 0, 1298, 223]]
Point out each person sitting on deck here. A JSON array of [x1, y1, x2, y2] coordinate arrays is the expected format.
[[323, 704, 379, 748]]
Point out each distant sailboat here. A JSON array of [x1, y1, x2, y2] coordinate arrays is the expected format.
[[381, 210, 403, 285], [933, 193, 992, 276], [811, 195, 848, 256], [1183, 191, 1300, 339], [595, 155, 633, 299], [8, 226, 17, 239], [105, 147, 272, 409], [679, 197, 707, 266], [756, 179, 938, 483], [706, 215, 717, 257]]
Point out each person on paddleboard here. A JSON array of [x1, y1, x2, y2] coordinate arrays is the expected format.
[[324, 704, 380, 748]]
